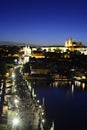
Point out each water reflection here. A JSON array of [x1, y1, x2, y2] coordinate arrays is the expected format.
[[74, 80, 81, 87], [28, 79, 87, 130], [71, 84, 74, 94], [52, 81, 59, 87], [82, 82, 85, 90], [52, 80, 87, 92], [29, 79, 87, 92], [52, 80, 71, 88]]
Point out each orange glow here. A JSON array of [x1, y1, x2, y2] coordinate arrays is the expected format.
[[5, 72, 9, 77], [82, 83, 85, 90], [82, 76, 86, 80]]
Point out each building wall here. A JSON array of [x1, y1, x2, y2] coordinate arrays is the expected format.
[[31, 68, 50, 74]]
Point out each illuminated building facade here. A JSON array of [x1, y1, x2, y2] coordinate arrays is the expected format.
[[20, 39, 87, 60]]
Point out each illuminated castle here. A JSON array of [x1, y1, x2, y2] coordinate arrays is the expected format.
[[19, 39, 87, 62], [65, 38, 83, 48]]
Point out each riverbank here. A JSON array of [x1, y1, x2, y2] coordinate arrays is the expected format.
[[26, 74, 87, 84], [26, 74, 72, 82], [26, 74, 51, 80]]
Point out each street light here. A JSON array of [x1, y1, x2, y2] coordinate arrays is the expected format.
[[39, 105, 42, 108], [14, 99, 19, 104], [12, 117, 20, 130], [12, 73, 15, 78], [42, 119, 45, 123], [13, 117, 19, 126], [37, 100, 40, 103], [41, 112, 44, 115]]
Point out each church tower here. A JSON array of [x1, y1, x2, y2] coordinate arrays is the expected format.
[[23, 45, 31, 63], [65, 38, 72, 47]]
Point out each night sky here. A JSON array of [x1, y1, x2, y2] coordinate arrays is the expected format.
[[0, 0, 87, 45]]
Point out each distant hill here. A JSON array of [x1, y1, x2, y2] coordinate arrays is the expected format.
[[0, 41, 63, 47], [0, 41, 38, 47], [0, 41, 25, 46]]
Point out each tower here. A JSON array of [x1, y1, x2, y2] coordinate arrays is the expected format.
[[23, 45, 31, 63], [65, 38, 72, 47]]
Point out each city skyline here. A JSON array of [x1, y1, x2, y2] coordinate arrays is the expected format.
[[0, 0, 87, 45]]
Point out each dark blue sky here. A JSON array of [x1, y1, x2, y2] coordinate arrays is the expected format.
[[0, 0, 87, 45]]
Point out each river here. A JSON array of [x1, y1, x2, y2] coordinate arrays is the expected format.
[[28, 79, 87, 130]]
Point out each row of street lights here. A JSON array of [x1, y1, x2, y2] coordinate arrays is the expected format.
[[7, 71, 20, 130], [9, 68, 46, 130]]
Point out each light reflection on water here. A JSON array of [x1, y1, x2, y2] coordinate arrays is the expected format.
[[29, 79, 87, 130]]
